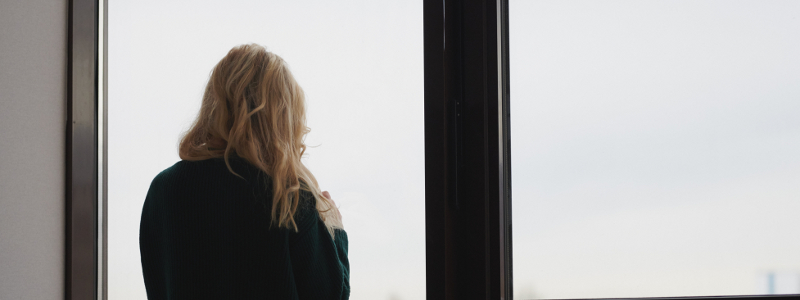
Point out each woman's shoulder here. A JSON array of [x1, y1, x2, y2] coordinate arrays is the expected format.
[[147, 159, 221, 193], [150, 160, 207, 185], [144, 158, 263, 213], [153, 157, 249, 182], [148, 157, 269, 197]]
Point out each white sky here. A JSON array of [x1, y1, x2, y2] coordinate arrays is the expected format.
[[109, 1, 800, 300], [511, 0, 800, 299]]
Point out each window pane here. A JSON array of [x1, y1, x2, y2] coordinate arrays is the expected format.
[[108, 2, 424, 299], [510, 0, 800, 298]]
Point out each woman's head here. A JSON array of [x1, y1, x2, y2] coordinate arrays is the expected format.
[[179, 44, 342, 236]]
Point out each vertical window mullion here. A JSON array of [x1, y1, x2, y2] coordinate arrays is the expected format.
[[424, 0, 511, 299]]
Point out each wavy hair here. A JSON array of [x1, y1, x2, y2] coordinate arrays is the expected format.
[[179, 44, 342, 237]]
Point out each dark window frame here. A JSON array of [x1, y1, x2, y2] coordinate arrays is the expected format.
[[66, 0, 102, 299], [65, 0, 800, 299], [423, 0, 512, 298]]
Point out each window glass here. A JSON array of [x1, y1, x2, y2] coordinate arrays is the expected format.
[[510, 1, 800, 298], [108, 2, 424, 299]]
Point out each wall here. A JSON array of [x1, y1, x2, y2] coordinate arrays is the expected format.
[[0, 0, 66, 299]]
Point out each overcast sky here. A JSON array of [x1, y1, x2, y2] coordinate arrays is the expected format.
[[511, 0, 800, 298], [109, 1, 800, 300]]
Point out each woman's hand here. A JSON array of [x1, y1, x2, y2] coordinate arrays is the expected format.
[[321, 191, 342, 219]]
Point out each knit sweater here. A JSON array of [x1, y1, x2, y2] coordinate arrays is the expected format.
[[139, 156, 350, 300]]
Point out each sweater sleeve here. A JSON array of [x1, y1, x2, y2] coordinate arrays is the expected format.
[[289, 193, 350, 300], [139, 169, 205, 300], [333, 229, 350, 299], [139, 172, 171, 299]]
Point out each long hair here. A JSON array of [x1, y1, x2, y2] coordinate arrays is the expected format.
[[179, 44, 342, 237]]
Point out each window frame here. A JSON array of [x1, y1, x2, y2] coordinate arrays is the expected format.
[[423, 0, 512, 298], [66, 0, 105, 299], [66, 0, 800, 299]]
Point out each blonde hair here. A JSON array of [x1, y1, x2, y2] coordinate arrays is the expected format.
[[179, 44, 342, 237]]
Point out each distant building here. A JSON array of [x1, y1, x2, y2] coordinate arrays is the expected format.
[[757, 272, 800, 294]]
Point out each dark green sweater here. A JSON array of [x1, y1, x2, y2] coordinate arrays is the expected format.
[[139, 156, 350, 299]]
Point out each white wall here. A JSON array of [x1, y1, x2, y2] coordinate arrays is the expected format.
[[0, 0, 66, 299]]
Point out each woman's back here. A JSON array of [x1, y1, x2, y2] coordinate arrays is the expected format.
[[139, 156, 350, 299]]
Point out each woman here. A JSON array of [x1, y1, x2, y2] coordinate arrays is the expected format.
[[139, 44, 349, 300]]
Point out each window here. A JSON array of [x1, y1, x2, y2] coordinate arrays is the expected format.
[[107, 2, 425, 299], [67, 1, 800, 299], [511, 0, 800, 298]]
